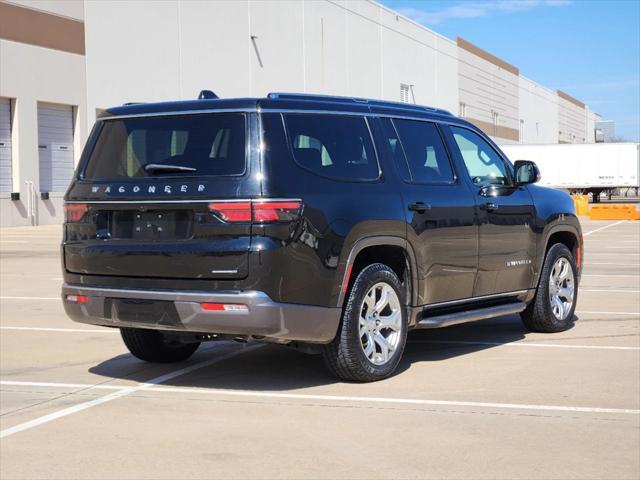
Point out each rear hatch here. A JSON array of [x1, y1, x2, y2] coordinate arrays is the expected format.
[[64, 111, 261, 280]]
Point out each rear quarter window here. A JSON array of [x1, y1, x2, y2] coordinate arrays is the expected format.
[[282, 114, 379, 182], [82, 113, 246, 179]]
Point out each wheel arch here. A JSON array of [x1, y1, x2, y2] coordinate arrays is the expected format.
[[537, 224, 582, 286], [337, 236, 418, 308]]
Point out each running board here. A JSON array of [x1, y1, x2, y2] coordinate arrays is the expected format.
[[417, 302, 527, 329]]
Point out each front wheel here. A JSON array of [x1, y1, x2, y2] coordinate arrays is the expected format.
[[521, 243, 578, 332], [120, 328, 200, 363], [322, 263, 408, 382]]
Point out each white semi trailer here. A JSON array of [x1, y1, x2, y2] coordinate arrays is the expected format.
[[499, 143, 640, 201]]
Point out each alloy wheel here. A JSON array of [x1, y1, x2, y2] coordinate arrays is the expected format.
[[358, 282, 402, 366]]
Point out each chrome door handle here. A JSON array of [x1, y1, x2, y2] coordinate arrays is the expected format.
[[479, 202, 499, 211], [408, 202, 431, 213]]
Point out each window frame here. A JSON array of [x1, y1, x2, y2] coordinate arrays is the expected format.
[[446, 123, 516, 188], [79, 112, 250, 181], [280, 112, 382, 183], [389, 117, 458, 186]]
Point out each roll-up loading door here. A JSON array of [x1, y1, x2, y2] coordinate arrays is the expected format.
[[0, 98, 12, 193], [38, 103, 74, 193]]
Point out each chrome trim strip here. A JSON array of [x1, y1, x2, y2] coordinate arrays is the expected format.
[[63, 283, 265, 302], [98, 108, 257, 121], [64, 198, 302, 205], [422, 289, 530, 310], [99, 107, 463, 125], [209, 269, 239, 275]]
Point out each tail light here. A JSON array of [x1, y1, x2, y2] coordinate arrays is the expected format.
[[208, 199, 301, 223], [64, 203, 88, 222], [208, 202, 252, 222]]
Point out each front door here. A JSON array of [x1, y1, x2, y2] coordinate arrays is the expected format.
[[444, 125, 537, 297], [378, 118, 478, 306]]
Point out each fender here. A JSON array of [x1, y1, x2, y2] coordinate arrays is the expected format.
[[535, 221, 582, 287], [335, 235, 418, 308]]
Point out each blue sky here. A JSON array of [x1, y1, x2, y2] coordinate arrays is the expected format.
[[380, 0, 640, 141]]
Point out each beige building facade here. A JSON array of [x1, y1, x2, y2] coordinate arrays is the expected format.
[[0, 0, 600, 227]]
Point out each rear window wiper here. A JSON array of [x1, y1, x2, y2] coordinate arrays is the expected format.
[[144, 164, 197, 174]]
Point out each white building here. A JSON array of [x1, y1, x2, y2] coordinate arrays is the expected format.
[[0, 0, 602, 227]]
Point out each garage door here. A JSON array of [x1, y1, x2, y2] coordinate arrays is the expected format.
[[0, 98, 11, 193], [38, 103, 75, 193]]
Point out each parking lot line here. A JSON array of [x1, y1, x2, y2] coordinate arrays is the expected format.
[[1, 296, 59, 301], [1, 380, 637, 416], [583, 220, 628, 236], [580, 288, 639, 293], [408, 340, 640, 351], [0, 326, 118, 333], [0, 344, 258, 439], [576, 310, 639, 316], [586, 262, 640, 266], [582, 274, 640, 278]]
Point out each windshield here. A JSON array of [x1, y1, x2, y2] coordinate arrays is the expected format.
[[82, 113, 246, 179]]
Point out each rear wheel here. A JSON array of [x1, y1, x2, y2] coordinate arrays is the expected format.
[[120, 328, 200, 363], [322, 263, 407, 382], [521, 243, 577, 332]]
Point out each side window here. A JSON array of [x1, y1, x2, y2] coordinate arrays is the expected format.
[[283, 114, 379, 181], [450, 126, 511, 187], [392, 119, 455, 183]]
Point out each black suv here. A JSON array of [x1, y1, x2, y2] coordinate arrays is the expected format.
[[62, 92, 582, 382]]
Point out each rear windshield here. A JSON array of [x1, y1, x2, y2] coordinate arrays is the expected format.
[[82, 113, 246, 179]]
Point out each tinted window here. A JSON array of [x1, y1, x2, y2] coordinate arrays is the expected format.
[[83, 113, 246, 179], [283, 114, 378, 181], [392, 119, 454, 183], [450, 126, 510, 187]]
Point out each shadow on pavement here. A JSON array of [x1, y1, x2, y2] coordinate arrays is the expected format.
[[89, 314, 573, 390]]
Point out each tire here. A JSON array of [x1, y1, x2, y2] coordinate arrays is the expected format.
[[322, 263, 408, 382], [521, 243, 578, 333], [120, 328, 200, 363]]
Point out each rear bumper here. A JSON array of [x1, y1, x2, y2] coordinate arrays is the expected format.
[[62, 284, 341, 343]]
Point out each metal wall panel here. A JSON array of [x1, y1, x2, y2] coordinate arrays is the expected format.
[[38, 103, 74, 192], [0, 98, 12, 193]]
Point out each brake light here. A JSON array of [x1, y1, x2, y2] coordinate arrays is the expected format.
[[208, 200, 301, 223], [208, 202, 252, 222], [64, 203, 88, 222], [66, 294, 89, 304], [200, 302, 249, 313], [253, 201, 301, 223]]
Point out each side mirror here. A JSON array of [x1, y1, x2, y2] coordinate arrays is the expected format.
[[514, 160, 540, 185]]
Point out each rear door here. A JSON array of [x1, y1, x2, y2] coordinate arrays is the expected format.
[[379, 118, 478, 305], [443, 125, 536, 297], [64, 112, 261, 281]]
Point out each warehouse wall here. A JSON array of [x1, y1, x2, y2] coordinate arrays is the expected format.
[[457, 37, 520, 144], [518, 76, 559, 144], [0, 0, 87, 227], [0, 0, 601, 228], [558, 90, 588, 144], [84, 0, 460, 128]]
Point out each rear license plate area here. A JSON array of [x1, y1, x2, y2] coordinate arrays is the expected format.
[[110, 210, 193, 240], [106, 298, 182, 327]]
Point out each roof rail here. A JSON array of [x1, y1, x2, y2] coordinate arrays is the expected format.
[[267, 92, 368, 104], [266, 92, 452, 116], [122, 102, 144, 106]]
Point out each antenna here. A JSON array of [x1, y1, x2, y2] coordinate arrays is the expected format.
[[198, 90, 219, 100]]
